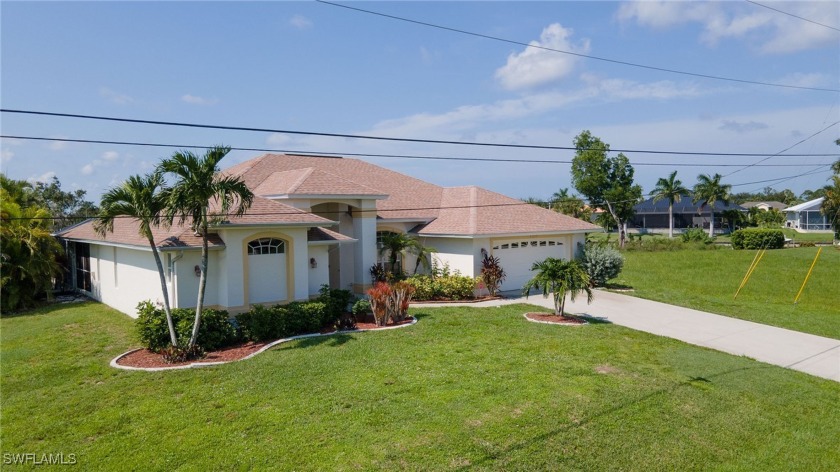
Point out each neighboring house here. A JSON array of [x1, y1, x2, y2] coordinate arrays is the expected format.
[[57, 154, 599, 317], [630, 197, 746, 233], [740, 201, 787, 212], [783, 197, 831, 232]]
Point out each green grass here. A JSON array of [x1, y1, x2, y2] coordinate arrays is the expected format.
[[614, 247, 840, 339], [2, 302, 839, 470]]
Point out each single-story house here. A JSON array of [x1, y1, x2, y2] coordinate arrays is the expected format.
[[740, 201, 787, 211], [57, 153, 599, 317], [630, 197, 746, 234], [783, 197, 832, 232]]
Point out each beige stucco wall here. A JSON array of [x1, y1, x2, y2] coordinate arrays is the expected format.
[[87, 245, 176, 318]]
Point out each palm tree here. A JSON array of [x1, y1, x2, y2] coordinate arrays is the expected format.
[[522, 257, 592, 317], [412, 242, 438, 275], [160, 146, 254, 349], [93, 173, 178, 347], [651, 171, 688, 238], [378, 232, 422, 277], [693, 173, 732, 238]]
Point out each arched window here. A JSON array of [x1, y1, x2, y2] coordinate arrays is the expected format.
[[247, 238, 285, 255]]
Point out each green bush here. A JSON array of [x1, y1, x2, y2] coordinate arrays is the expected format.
[[404, 273, 476, 301], [730, 228, 785, 250], [316, 285, 354, 328], [135, 301, 239, 352], [681, 228, 714, 244], [352, 299, 371, 317], [581, 244, 624, 286], [235, 301, 328, 342]]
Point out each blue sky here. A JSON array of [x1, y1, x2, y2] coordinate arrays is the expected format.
[[2, 1, 838, 203]]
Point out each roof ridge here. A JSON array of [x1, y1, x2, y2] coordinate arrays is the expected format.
[[285, 167, 315, 194]]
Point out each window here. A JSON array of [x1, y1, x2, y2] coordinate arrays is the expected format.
[[511, 242, 519, 248], [247, 238, 285, 255], [539, 241, 547, 247], [500, 244, 509, 249], [75, 243, 92, 292]]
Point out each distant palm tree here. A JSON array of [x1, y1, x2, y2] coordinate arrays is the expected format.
[[693, 173, 732, 238], [522, 257, 592, 317], [160, 146, 254, 349], [94, 173, 178, 347], [651, 171, 688, 238]]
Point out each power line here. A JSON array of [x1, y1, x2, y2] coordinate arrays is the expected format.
[[2, 135, 836, 168], [723, 120, 840, 177], [316, 0, 840, 93], [745, 0, 840, 33], [2, 110, 839, 158]]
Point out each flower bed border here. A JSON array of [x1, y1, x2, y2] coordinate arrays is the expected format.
[[523, 313, 589, 326], [110, 317, 417, 372]]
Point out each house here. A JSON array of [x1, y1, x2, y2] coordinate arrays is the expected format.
[[630, 197, 746, 234], [783, 197, 832, 232], [57, 154, 599, 317], [740, 201, 787, 212]]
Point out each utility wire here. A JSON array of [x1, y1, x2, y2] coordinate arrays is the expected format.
[[2, 135, 836, 167], [316, 0, 840, 93], [723, 120, 840, 177], [745, 0, 840, 33], [3, 110, 839, 158]]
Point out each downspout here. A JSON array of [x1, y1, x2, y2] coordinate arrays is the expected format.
[[169, 251, 185, 308]]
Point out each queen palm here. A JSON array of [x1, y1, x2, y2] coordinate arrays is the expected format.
[[160, 146, 254, 350], [378, 232, 422, 277], [522, 257, 592, 317], [693, 173, 732, 238], [651, 171, 688, 238], [93, 172, 178, 347]]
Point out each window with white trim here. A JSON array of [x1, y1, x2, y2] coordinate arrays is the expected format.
[[247, 238, 285, 255]]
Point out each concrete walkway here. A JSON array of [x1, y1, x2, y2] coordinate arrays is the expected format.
[[414, 290, 840, 383]]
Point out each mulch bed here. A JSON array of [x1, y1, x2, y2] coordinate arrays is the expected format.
[[525, 312, 587, 325], [115, 317, 415, 369]]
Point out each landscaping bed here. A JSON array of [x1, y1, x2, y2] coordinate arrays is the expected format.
[[524, 312, 587, 325]]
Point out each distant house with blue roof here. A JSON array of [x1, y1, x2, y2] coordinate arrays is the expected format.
[[630, 197, 746, 234]]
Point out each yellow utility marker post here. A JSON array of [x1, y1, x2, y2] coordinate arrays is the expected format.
[[794, 247, 822, 304], [734, 248, 766, 300]]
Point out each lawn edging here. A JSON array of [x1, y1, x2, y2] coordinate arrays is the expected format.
[[523, 313, 589, 326], [110, 317, 418, 372]]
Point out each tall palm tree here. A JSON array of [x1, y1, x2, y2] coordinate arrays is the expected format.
[[93, 173, 178, 347], [160, 146, 254, 349], [693, 173, 732, 238], [522, 257, 592, 317], [651, 171, 688, 238]]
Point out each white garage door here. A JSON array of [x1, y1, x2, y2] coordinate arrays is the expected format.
[[492, 238, 568, 291], [247, 238, 287, 304]]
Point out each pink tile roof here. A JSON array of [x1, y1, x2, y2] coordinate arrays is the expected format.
[[308, 227, 355, 243], [226, 153, 599, 235], [253, 168, 385, 197]]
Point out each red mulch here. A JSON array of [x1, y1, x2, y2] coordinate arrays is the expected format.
[[525, 312, 587, 325], [115, 317, 415, 369]]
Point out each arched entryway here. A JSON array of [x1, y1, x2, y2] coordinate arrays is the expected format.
[[246, 237, 288, 304]]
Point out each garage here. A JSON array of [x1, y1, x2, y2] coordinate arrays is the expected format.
[[247, 237, 288, 304], [491, 238, 569, 291]]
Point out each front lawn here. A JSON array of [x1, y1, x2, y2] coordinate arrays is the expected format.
[[615, 247, 840, 339], [2, 302, 838, 470]]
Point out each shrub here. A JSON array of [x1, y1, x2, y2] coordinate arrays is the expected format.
[[390, 281, 416, 322], [236, 301, 330, 342], [135, 301, 238, 352], [317, 285, 354, 329], [367, 282, 393, 326], [284, 301, 326, 335], [580, 245, 624, 287], [480, 252, 506, 297], [351, 299, 371, 317], [404, 275, 435, 300], [681, 228, 714, 244], [730, 228, 785, 250], [404, 273, 476, 301], [799, 241, 816, 248]]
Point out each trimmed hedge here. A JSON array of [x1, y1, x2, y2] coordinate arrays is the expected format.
[[404, 274, 476, 301], [730, 228, 785, 250], [135, 301, 239, 352], [235, 301, 327, 342]]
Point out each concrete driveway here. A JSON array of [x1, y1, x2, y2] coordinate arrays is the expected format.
[[414, 290, 840, 382]]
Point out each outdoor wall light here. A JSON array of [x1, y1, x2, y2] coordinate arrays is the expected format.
[[194, 265, 201, 277], [310, 258, 317, 269]]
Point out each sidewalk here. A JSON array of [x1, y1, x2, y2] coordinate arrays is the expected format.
[[414, 290, 840, 382]]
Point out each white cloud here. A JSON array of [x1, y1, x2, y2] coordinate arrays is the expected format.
[[100, 87, 134, 105], [101, 151, 120, 161], [616, 1, 840, 53], [27, 171, 56, 184], [266, 133, 292, 146], [47, 136, 70, 151], [81, 164, 95, 175], [289, 14, 313, 30], [494, 23, 591, 90], [181, 94, 219, 106], [718, 120, 769, 134], [1, 148, 14, 163]]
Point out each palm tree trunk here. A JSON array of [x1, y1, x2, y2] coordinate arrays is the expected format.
[[558, 289, 566, 316], [148, 236, 178, 347], [668, 202, 674, 238], [188, 221, 209, 348], [709, 209, 715, 238]]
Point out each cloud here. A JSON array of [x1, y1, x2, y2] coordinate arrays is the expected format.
[[616, 1, 840, 53], [27, 171, 57, 184], [100, 87, 134, 105], [289, 14, 313, 30], [81, 164, 95, 175], [181, 94, 219, 105], [266, 133, 291, 146], [774, 73, 832, 89], [47, 136, 70, 151], [101, 151, 120, 161], [719, 120, 770, 134], [494, 23, 591, 90], [1, 148, 13, 163]]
